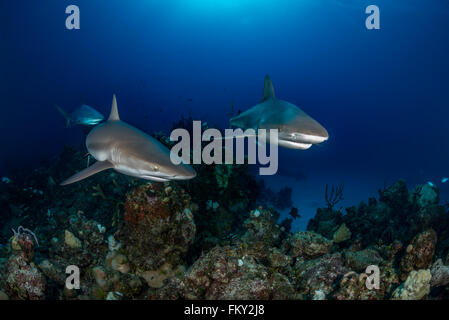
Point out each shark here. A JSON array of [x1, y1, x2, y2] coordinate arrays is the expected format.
[[229, 75, 329, 150], [54, 104, 104, 127], [60, 95, 197, 185]]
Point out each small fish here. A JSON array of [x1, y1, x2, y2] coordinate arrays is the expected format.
[[427, 181, 435, 187], [54, 104, 104, 127], [442, 178, 448, 183]]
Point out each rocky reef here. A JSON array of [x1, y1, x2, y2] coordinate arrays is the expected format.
[[2, 143, 449, 300]]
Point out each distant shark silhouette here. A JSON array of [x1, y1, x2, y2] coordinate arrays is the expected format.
[[60, 95, 196, 185], [229, 75, 329, 150], [54, 104, 104, 128]]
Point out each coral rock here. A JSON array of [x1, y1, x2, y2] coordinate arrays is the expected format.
[[430, 259, 449, 288], [333, 266, 398, 300], [392, 269, 431, 300], [138, 263, 183, 289], [93, 266, 109, 289], [117, 183, 195, 271], [6, 255, 46, 300], [399, 229, 437, 280], [0, 290, 8, 300], [38, 259, 66, 285], [266, 247, 292, 270], [107, 252, 130, 274], [344, 248, 384, 273], [333, 223, 351, 243], [333, 271, 370, 300], [64, 230, 82, 250], [293, 253, 349, 296], [413, 184, 439, 209], [181, 245, 296, 300], [379, 179, 410, 211], [284, 231, 332, 260], [242, 207, 281, 247]]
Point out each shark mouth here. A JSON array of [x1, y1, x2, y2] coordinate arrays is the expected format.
[[141, 172, 197, 182], [142, 174, 196, 182], [288, 132, 328, 144], [277, 140, 312, 150], [276, 132, 328, 150], [142, 175, 170, 182]]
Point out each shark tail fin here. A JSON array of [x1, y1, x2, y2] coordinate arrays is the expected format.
[[60, 160, 114, 186], [261, 74, 275, 102], [54, 104, 70, 128]]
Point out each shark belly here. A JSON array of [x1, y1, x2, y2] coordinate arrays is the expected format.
[[113, 164, 169, 182]]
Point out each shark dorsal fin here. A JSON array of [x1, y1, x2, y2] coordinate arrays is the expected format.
[[261, 75, 275, 102], [108, 94, 120, 121]]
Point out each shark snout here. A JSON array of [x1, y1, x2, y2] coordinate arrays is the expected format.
[[171, 164, 197, 180], [298, 121, 329, 144], [156, 161, 196, 181]]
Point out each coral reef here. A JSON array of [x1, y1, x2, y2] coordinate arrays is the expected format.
[[2, 144, 449, 300], [344, 248, 384, 273], [4, 231, 45, 300], [116, 182, 195, 271], [6, 255, 46, 300], [293, 253, 348, 297], [283, 231, 332, 260], [180, 245, 296, 300]]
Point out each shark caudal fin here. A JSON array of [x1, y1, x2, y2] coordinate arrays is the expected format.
[[60, 160, 114, 186], [108, 94, 120, 121], [54, 104, 71, 128], [261, 75, 276, 102]]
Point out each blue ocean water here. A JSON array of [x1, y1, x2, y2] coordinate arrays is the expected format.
[[1, 0, 449, 230]]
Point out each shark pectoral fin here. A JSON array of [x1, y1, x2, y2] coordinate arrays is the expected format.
[[60, 161, 114, 186]]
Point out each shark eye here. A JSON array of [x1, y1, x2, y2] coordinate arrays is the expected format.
[[153, 165, 159, 172]]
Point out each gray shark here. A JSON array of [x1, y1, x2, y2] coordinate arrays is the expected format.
[[60, 95, 196, 185], [229, 75, 328, 150], [54, 104, 104, 127]]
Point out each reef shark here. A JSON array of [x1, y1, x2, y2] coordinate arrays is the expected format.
[[60, 95, 196, 185], [229, 75, 329, 150], [54, 104, 104, 127]]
